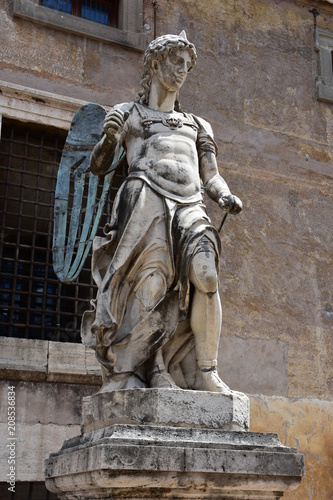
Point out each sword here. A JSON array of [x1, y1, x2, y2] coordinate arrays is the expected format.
[[218, 212, 228, 233]]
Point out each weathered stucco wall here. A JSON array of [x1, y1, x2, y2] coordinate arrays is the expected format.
[[0, 0, 332, 498], [0, 0, 154, 104], [154, 0, 332, 397], [251, 395, 333, 500]]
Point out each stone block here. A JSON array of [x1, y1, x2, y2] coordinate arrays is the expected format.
[[0, 337, 102, 385], [47, 342, 102, 385], [84, 347, 102, 381], [45, 424, 305, 499], [0, 337, 47, 381], [47, 341, 87, 383], [81, 388, 250, 433], [47, 342, 102, 384]]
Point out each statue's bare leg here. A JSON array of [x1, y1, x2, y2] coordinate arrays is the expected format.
[[189, 251, 233, 394]]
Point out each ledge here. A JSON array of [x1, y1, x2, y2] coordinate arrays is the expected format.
[[0, 337, 102, 384], [0, 80, 87, 129]]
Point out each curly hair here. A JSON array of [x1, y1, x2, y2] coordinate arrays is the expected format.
[[135, 34, 197, 112]]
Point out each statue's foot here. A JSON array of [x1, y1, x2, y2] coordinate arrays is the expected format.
[[194, 368, 245, 397], [150, 370, 179, 389]]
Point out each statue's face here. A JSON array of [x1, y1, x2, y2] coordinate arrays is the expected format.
[[152, 49, 192, 92]]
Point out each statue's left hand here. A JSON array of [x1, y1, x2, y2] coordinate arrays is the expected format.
[[218, 194, 243, 215]]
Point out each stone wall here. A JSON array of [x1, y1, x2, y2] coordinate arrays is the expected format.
[[0, 0, 154, 105], [0, 0, 332, 498]]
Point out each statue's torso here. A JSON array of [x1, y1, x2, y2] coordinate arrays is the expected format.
[[124, 104, 202, 202]]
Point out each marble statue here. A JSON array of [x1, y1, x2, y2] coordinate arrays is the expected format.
[[81, 32, 243, 393]]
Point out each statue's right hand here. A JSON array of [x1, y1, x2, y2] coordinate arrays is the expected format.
[[103, 109, 126, 140], [218, 194, 243, 215]]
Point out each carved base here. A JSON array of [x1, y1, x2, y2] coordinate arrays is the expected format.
[[81, 388, 250, 433], [45, 389, 304, 499]]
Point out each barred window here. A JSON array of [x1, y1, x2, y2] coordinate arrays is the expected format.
[[40, 0, 120, 28], [0, 119, 126, 342], [0, 481, 57, 500]]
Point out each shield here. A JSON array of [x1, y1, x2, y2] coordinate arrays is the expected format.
[[52, 103, 124, 283]]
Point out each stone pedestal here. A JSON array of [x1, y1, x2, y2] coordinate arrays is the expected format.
[[45, 389, 304, 499], [81, 388, 250, 432]]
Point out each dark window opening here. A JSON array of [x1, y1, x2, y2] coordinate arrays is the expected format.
[[0, 119, 126, 342], [40, 0, 120, 28], [0, 481, 58, 500]]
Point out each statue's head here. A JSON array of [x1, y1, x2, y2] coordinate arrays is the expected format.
[[135, 31, 197, 110]]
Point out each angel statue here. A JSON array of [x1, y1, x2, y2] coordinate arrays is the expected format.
[[53, 31, 242, 393]]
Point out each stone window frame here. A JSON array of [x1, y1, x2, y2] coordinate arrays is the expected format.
[[0, 82, 84, 341], [13, 0, 148, 52], [0, 82, 102, 386], [40, 0, 120, 28], [0, 80, 85, 132], [0, 82, 102, 384], [315, 27, 333, 102]]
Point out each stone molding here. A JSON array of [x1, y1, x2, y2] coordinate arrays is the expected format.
[[45, 426, 305, 498], [0, 80, 86, 130], [0, 337, 102, 384]]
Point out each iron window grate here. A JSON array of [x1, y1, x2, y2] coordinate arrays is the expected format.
[[40, 0, 120, 28], [0, 118, 126, 342], [0, 481, 58, 499]]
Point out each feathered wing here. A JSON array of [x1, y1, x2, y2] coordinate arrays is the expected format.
[[52, 103, 124, 283]]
